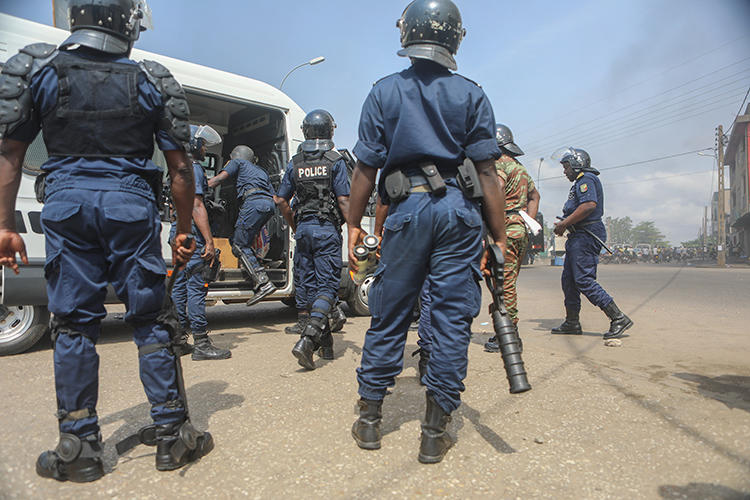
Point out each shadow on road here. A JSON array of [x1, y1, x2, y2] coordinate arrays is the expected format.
[[522, 318, 603, 337], [658, 482, 750, 499], [99, 380, 244, 472], [673, 373, 750, 413], [454, 402, 516, 454]]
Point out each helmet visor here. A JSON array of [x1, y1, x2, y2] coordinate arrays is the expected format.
[[551, 146, 577, 164], [194, 125, 222, 147]]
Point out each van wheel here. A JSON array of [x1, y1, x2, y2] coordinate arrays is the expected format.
[[0, 305, 50, 356], [347, 274, 374, 316]]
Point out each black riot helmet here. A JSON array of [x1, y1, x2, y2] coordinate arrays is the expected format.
[[230, 145, 255, 163], [558, 147, 599, 175], [301, 109, 336, 152], [60, 0, 152, 55], [396, 0, 466, 71], [496, 124, 524, 157]]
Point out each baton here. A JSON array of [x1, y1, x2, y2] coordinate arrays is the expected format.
[[556, 217, 613, 255]]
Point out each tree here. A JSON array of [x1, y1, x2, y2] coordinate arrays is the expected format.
[[605, 216, 633, 245], [631, 221, 669, 246]]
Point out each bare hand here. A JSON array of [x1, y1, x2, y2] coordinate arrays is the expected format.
[[172, 233, 196, 269], [553, 220, 567, 236], [348, 226, 365, 273], [201, 240, 216, 262], [0, 230, 28, 274], [480, 242, 505, 278]]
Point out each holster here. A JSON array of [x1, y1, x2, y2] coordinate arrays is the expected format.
[[34, 172, 48, 203], [456, 158, 483, 200], [384, 169, 411, 203]]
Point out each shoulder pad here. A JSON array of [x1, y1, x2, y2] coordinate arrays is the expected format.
[[457, 74, 481, 88], [292, 152, 304, 165], [0, 43, 58, 138], [139, 59, 190, 143], [323, 150, 341, 163], [20, 43, 57, 59]]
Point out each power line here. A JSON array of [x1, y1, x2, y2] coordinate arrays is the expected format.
[[523, 72, 750, 152], [725, 85, 750, 136], [536, 148, 711, 182], [605, 169, 713, 186], [516, 34, 750, 137]]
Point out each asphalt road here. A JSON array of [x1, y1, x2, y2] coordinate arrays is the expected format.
[[1, 263, 749, 499]]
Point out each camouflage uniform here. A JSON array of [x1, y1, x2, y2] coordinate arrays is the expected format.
[[496, 158, 535, 325]]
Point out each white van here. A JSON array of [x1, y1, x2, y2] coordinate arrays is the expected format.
[[0, 13, 375, 355]]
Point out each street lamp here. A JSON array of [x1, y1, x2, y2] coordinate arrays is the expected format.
[[279, 56, 326, 90], [536, 157, 544, 187]]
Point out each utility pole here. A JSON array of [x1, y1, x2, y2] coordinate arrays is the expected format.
[[717, 125, 726, 267], [702, 206, 707, 259]]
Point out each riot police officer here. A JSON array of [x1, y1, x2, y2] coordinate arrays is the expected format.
[[348, 0, 507, 464], [170, 124, 232, 361], [208, 144, 277, 305], [276, 109, 350, 370], [552, 147, 633, 339], [485, 124, 540, 352], [0, 0, 213, 481]]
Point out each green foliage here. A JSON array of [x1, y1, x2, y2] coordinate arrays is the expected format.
[[631, 221, 669, 247], [605, 216, 669, 246]]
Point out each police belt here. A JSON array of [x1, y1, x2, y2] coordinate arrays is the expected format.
[[570, 220, 601, 230], [241, 188, 268, 200]]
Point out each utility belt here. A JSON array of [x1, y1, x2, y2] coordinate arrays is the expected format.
[[241, 188, 272, 201], [37, 170, 160, 204], [383, 158, 484, 203], [570, 219, 601, 231]]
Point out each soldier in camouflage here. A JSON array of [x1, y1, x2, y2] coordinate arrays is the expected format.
[[485, 124, 540, 353]]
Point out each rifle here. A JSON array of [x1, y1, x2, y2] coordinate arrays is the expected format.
[[484, 238, 531, 394]]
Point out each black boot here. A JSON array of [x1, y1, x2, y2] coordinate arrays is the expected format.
[[179, 328, 194, 354], [318, 328, 334, 360], [329, 302, 347, 333], [411, 348, 430, 385], [418, 393, 453, 464], [551, 307, 582, 335], [155, 421, 214, 471], [37, 433, 104, 483], [292, 317, 325, 370], [351, 398, 382, 450], [285, 310, 309, 335], [192, 333, 231, 361], [601, 301, 633, 339]]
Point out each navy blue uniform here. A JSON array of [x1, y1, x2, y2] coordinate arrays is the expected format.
[[277, 154, 349, 317], [170, 163, 210, 335], [353, 60, 501, 413], [561, 172, 613, 311], [8, 48, 185, 438], [221, 158, 276, 271]]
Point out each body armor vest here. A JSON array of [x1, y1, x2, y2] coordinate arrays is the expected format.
[[292, 150, 342, 226], [41, 51, 157, 158]]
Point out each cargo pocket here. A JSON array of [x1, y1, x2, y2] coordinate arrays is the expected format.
[[455, 207, 482, 230], [104, 205, 149, 224], [127, 254, 167, 320], [44, 249, 76, 315], [41, 201, 81, 229], [383, 212, 411, 233]]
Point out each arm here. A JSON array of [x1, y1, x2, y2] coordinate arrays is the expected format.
[[374, 195, 389, 237], [207, 170, 230, 189], [476, 159, 506, 251], [192, 195, 215, 261], [526, 187, 540, 220], [275, 196, 296, 233], [554, 201, 596, 236], [337, 195, 350, 224], [165, 149, 197, 266], [0, 139, 30, 273], [347, 161, 377, 270]]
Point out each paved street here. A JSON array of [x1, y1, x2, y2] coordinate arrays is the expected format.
[[1, 263, 749, 499]]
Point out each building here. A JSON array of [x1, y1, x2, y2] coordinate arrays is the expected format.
[[710, 189, 731, 239], [726, 103, 750, 258]]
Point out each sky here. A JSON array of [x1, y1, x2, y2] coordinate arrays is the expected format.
[[2, 0, 750, 244]]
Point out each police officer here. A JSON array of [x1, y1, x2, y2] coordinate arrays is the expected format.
[[208, 145, 277, 305], [485, 124, 540, 352], [0, 0, 213, 481], [552, 147, 633, 339], [348, 0, 507, 464], [276, 109, 350, 370], [170, 124, 231, 361]]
